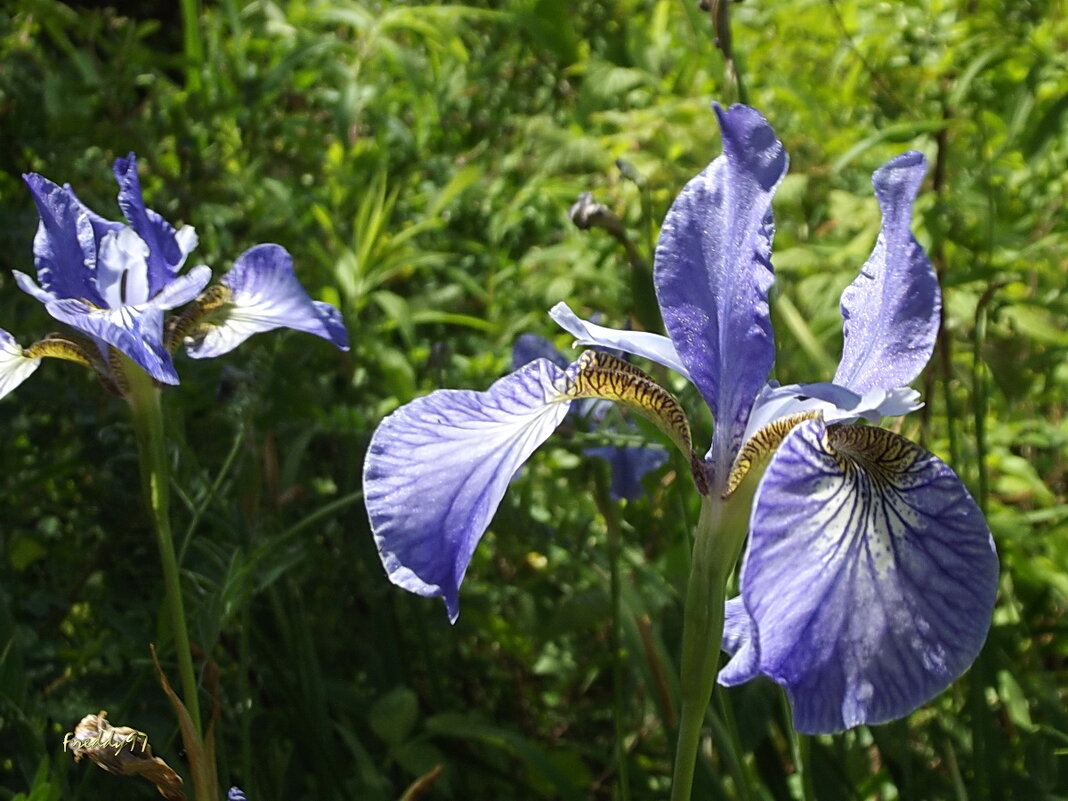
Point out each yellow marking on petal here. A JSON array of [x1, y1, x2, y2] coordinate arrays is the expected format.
[[26, 336, 93, 367], [561, 350, 709, 494], [828, 424, 922, 485], [164, 284, 232, 352], [724, 411, 821, 498]]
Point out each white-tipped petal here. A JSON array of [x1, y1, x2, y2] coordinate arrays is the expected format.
[[0, 330, 42, 399]]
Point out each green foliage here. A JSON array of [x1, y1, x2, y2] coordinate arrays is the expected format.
[[0, 0, 1065, 799]]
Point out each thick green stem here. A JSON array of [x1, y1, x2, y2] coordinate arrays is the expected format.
[[125, 364, 203, 738], [670, 488, 752, 801]]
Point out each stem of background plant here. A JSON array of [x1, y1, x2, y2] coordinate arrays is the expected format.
[[783, 696, 816, 801], [180, 0, 204, 93], [593, 464, 632, 801], [670, 487, 751, 801], [124, 359, 203, 739]]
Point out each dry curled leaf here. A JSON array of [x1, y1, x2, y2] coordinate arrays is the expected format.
[[67, 711, 185, 801]]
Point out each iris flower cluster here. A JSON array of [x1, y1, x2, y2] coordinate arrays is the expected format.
[[0, 153, 348, 399], [364, 104, 998, 734]]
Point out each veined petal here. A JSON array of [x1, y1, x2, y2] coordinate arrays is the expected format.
[[364, 359, 572, 622], [43, 299, 178, 384], [113, 154, 187, 296], [549, 302, 690, 379], [22, 174, 102, 303], [740, 419, 998, 734], [0, 330, 42, 399], [654, 104, 787, 469], [585, 442, 668, 500], [834, 152, 939, 393], [183, 244, 349, 359]]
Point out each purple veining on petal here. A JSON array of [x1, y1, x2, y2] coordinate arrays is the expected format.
[[184, 244, 349, 358], [364, 359, 572, 622], [740, 418, 997, 733]]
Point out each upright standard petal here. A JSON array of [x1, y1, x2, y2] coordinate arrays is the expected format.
[[364, 359, 572, 622], [22, 174, 102, 304], [834, 152, 940, 393], [0, 330, 42, 399], [737, 419, 997, 734], [183, 244, 349, 359], [112, 154, 187, 296], [654, 105, 787, 470]]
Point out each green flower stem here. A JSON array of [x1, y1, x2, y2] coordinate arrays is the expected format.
[[670, 485, 753, 801], [124, 362, 203, 740]]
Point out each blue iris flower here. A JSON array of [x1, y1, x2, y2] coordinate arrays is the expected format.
[[0, 154, 348, 397], [227, 787, 248, 801], [363, 104, 997, 733]]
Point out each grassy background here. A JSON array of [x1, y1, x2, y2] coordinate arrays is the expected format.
[[0, 0, 1065, 798]]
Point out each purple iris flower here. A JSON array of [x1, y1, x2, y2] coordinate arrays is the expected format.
[[227, 787, 248, 801], [363, 104, 997, 733], [0, 154, 348, 398]]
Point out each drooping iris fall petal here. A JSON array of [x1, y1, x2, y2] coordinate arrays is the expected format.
[[0, 330, 41, 399], [184, 244, 348, 359], [722, 419, 997, 734], [364, 359, 573, 622]]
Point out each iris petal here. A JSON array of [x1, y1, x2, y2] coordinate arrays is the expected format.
[[548, 302, 690, 379], [44, 299, 178, 385], [654, 105, 788, 469], [113, 154, 187, 296], [184, 244, 349, 358], [834, 152, 940, 394], [718, 597, 760, 686], [739, 418, 997, 733], [21, 174, 102, 304], [152, 265, 213, 310], [742, 381, 922, 444], [364, 359, 572, 622], [0, 330, 41, 399]]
